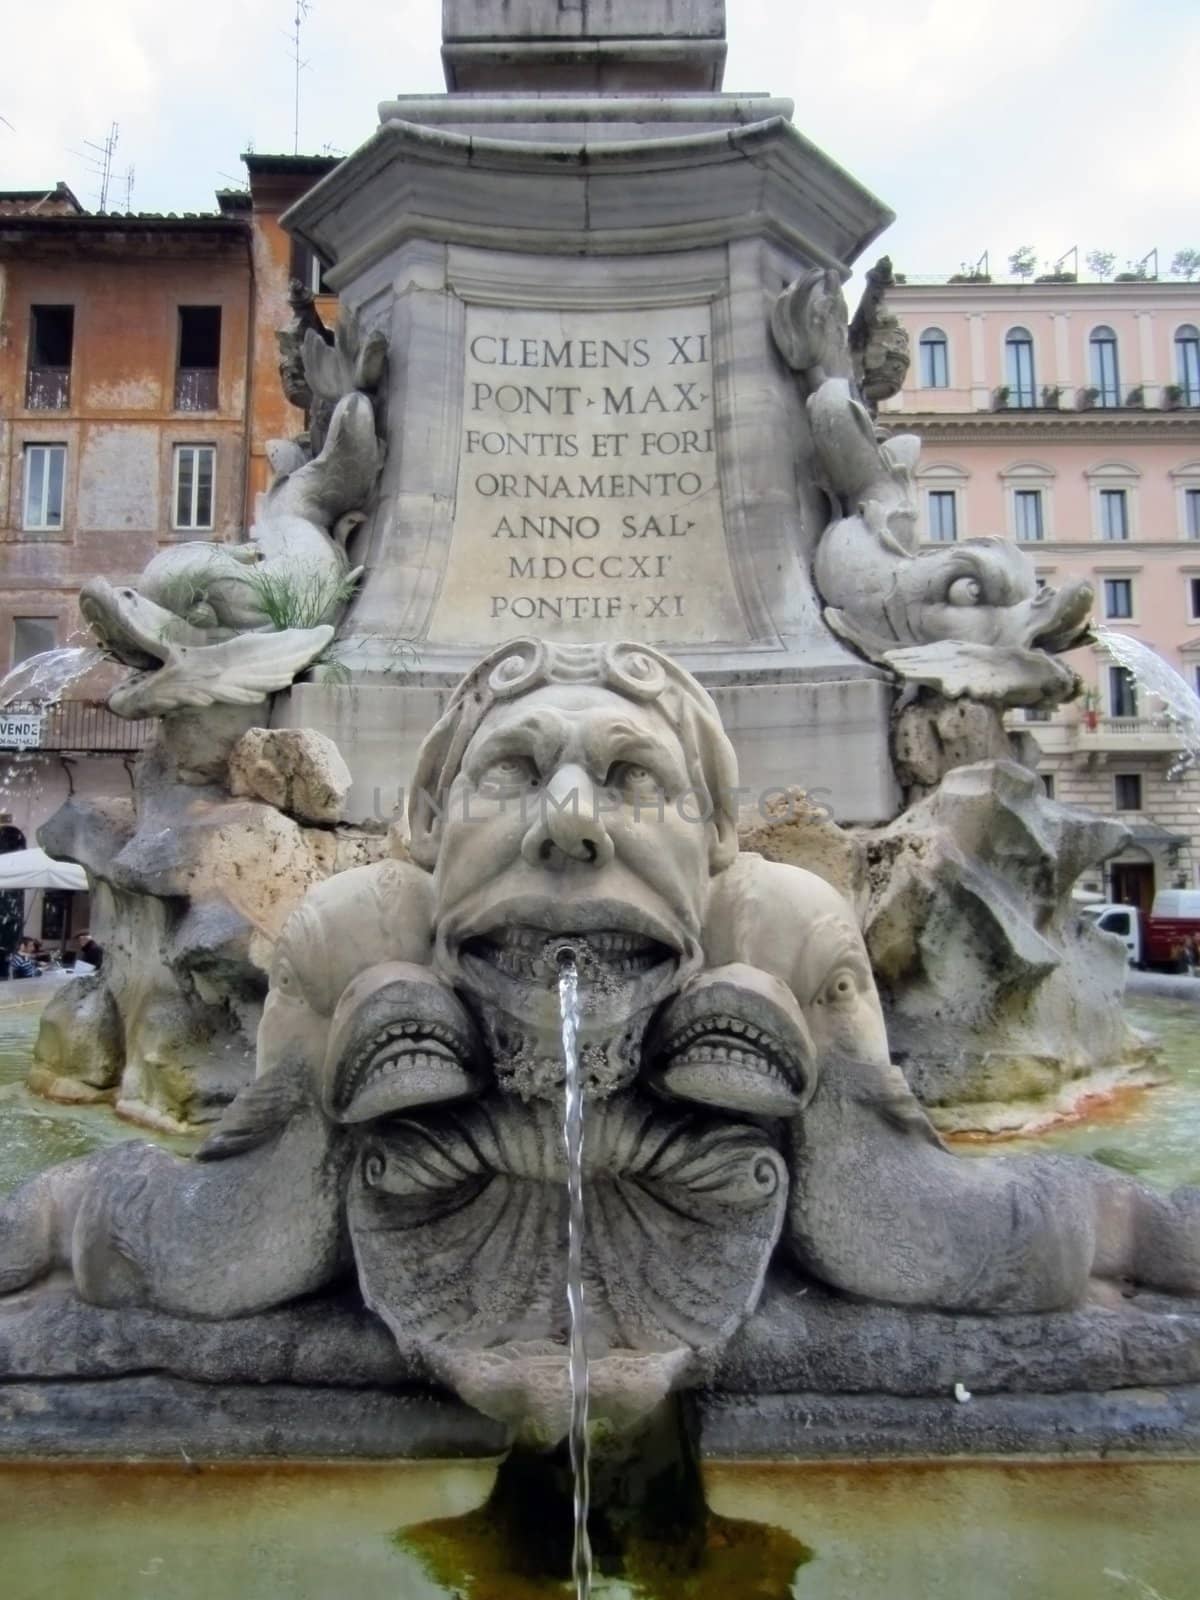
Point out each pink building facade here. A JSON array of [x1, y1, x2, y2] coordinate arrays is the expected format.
[[882, 279, 1200, 908]]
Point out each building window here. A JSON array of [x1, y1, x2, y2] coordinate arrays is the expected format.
[[1099, 488, 1129, 541], [1114, 773, 1142, 811], [175, 307, 221, 411], [11, 616, 57, 669], [1103, 578, 1134, 619], [1014, 488, 1044, 542], [1004, 327, 1036, 407], [22, 443, 66, 531], [173, 445, 216, 531], [290, 240, 331, 297], [26, 305, 74, 410], [1185, 487, 1200, 540], [1177, 325, 1200, 405], [927, 490, 958, 542], [1189, 576, 1200, 623], [1090, 325, 1120, 407], [918, 328, 949, 388], [1042, 774, 1055, 799], [1109, 665, 1138, 718]]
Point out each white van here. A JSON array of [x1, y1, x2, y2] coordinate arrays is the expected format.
[[1151, 889, 1200, 921]]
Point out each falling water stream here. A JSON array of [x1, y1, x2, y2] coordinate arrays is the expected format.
[[557, 951, 593, 1600], [0, 646, 105, 711], [1095, 627, 1200, 774]]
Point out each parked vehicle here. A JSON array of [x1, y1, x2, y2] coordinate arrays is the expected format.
[[1084, 892, 1200, 972]]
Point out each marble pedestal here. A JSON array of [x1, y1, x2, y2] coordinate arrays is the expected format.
[[276, 672, 899, 825]]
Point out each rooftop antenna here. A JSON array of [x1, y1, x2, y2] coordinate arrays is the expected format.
[[80, 122, 119, 210], [1053, 245, 1078, 277], [120, 164, 135, 213], [289, 1, 313, 156], [1138, 248, 1159, 280]]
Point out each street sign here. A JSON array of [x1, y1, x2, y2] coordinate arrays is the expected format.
[[0, 714, 44, 750]]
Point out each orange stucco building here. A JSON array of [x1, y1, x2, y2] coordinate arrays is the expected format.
[[0, 160, 338, 939]]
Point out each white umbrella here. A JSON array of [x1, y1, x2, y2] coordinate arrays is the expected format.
[[0, 847, 87, 892]]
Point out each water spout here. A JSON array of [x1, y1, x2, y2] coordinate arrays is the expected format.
[[0, 646, 105, 710], [558, 953, 593, 1600], [1096, 628, 1200, 777]]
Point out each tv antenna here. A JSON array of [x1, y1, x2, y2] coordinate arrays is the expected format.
[[79, 122, 119, 210], [1053, 246, 1078, 277], [288, 2, 313, 156]]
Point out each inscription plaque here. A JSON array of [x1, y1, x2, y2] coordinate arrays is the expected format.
[[426, 304, 750, 646]]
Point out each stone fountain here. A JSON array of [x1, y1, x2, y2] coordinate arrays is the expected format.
[[3, 3, 1199, 1557]]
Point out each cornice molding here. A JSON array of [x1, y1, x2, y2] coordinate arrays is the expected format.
[[881, 409, 1200, 444], [283, 115, 894, 286]]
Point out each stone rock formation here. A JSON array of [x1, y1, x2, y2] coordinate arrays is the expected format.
[[227, 727, 351, 824], [4, 640, 1199, 1451], [33, 709, 385, 1129], [863, 760, 1156, 1132]]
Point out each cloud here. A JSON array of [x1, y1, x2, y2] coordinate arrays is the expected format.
[[0, 0, 1194, 281]]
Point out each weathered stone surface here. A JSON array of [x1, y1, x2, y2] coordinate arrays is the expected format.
[[863, 760, 1152, 1130], [736, 788, 867, 910], [228, 726, 352, 823], [0, 1374, 509, 1460], [4, 1274, 1199, 1415], [714, 1275, 1200, 1397], [0, 1279, 408, 1387], [892, 694, 1035, 804], [697, 1386, 1200, 1460], [29, 975, 121, 1098], [36, 735, 389, 1129]]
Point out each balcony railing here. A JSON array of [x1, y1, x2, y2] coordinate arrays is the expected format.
[[1077, 383, 1150, 410], [0, 701, 153, 754], [992, 384, 1065, 411], [174, 367, 219, 412], [25, 366, 70, 410]]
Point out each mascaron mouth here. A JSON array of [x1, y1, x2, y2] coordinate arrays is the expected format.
[[462, 924, 674, 988]]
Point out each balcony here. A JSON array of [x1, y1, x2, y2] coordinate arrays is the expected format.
[[174, 367, 219, 412], [0, 701, 153, 754], [1025, 711, 1188, 757], [1076, 383, 1151, 411], [992, 384, 1063, 412], [25, 366, 70, 410]]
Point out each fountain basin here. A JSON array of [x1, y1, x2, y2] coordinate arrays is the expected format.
[[1, 1453, 1198, 1599]]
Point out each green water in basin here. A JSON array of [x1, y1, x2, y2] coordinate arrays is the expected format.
[[5, 992, 1196, 1196], [0, 990, 198, 1195], [1, 1458, 1197, 1599], [953, 998, 1200, 1189]]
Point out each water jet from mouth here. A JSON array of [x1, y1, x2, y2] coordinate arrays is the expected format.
[[558, 953, 592, 1600]]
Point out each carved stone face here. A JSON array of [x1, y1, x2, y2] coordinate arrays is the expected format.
[[431, 683, 715, 1098]]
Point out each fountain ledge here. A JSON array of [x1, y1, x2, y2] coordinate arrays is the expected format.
[[2, 1277, 1199, 1459]]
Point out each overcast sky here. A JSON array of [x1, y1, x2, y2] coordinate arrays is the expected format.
[[2, 0, 1196, 281]]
